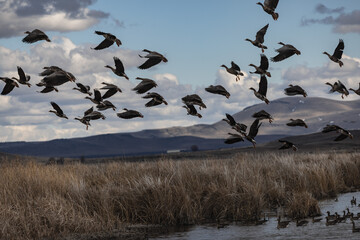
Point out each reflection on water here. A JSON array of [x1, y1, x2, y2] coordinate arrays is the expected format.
[[151, 192, 360, 240]]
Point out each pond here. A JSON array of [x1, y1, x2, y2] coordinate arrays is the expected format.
[[151, 192, 360, 240]]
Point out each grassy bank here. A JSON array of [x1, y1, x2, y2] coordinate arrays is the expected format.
[[1, 152, 360, 239]]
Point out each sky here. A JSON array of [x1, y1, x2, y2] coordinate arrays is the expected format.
[[0, 0, 360, 142]]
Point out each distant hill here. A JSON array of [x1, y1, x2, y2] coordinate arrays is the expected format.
[[0, 97, 358, 158]]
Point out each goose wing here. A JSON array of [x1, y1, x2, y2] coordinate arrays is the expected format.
[[225, 113, 237, 126], [50, 102, 63, 115], [334, 133, 348, 141], [17, 66, 27, 82], [102, 88, 117, 99], [94, 89, 102, 102], [145, 98, 162, 107], [1, 82, 16, 95], [224, 133, 244, 144], [113, 57, 125, 73], [22, 29, 48, 43], [333, 39, 344, 59], [258, 75, 268, 96], [271, 45, 296, 62], [84, 107, 94, 116], [231, 61, 241, 71], [259, 54, 269, 70], [138, 57, 162, 70], [248, 119, 261, 139], [93, 38, 114, 50], [264, 0, 279, 11], [256, 24, 269, 44]]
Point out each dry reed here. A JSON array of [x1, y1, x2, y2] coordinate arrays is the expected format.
[[0, 152, 359, 239]]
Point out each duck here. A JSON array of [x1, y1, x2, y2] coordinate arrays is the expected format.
[[142, 92, 168, 107], [85, 89, 103, 105], [257, 0, 279, 20], [349, 83, 360, 95], [96, 100, 116, 111], [117, 108, 144, 119], [183, 104, 202, 118], [224, 133, 244, 144], [277, 216, 290, 229], [220, 61, 244, 81], [105, 57, 129, 80], [296, 219, 308, 227], [49, 102, 68, 119], [138, 49, 168, 69], [284, 84, 307, 97], [325, 216, 337, 226], [22, 29, 51, 43], [0, 77, 19, 95], [271, 42, 301, 62], [278, 140, 298, 151], [222, 113, 247, 135], [12, 66, 31, 87], [352, 220, 360, 233], [323, 39, 344, 67], [252, 110, 273, 123], [91, 31, 121, 50], [249, 54, 271, 77], [182, 94, 206, 110], [100, 82, 122, 99], [245, 24, 269, 52], [132, 77, 157, 94], [205, 85, 230, 99], [245, 119, 262, 148], [322, 124, 353, 141], [326, 211, 337, 220], [286, 119, 308, 128], [249, 75, 269, 104], [326, 80, 349, 99], [73, 82, 92, 96]]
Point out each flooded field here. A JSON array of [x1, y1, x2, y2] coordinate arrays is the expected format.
[[152, 192, 360, 240]]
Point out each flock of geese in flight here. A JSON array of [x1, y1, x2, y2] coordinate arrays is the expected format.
[[0, 0, 357, 150]]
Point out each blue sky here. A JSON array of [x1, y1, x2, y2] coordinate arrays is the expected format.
[[0, 0, 360, 141]]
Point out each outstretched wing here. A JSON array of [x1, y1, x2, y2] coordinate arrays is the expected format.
[[264, 0, 279, 11], [113, 57, 125, 73], [333, 39, 344, 59], [248, 119, 262, 139], [50, 102, 63, 115], [1, 82, 15, 95], [258, 75, 268, 96], [256, 24, 269, 44], [138, 57, 162, 70], [225, 113, 236, 126], [102, 89, 117, 99], [93, 38, 114, 50], [17, 66, 27, 82], [334, 133, 348, 141], [259, 54, 269, 70], [231, 61, 240, 71]]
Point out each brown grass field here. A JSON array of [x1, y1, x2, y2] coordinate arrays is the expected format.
[[0, 152, 360, 239]]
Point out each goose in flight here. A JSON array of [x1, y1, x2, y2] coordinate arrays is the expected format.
[[224, 133, 244, 144], [37, 67, 76, 87], [326, 80, 349, 99], [12, 66, 31, 87], [245, 24, 269, 52], [245, 119, 262, 148], [182, 94, 207, 109], [142, 92, 168, 107], [138, 49, 168, 69], [323, 39, 344, 67], [22, 29, 51, 43], [49, 102, 68, 119], [284, 84, 307, 97], [249, 75, 269, 104], [252, 110, 273, 123], [278, 140, 298, 151], [117, 108, 144, 119], [205, 85, 230, 99], [257, 0, 279, 20], [222, 113, 247, 134], [349, 83, 360, 95], [0, 77, 19, 95], [75, 107, 95, 130], [322, 124, 353, 141], [220, 61, 244, 81], [73, 83, 92, 96], [183, 104, 202, 118], [91, 31, 121, 50], [249, 54, 271, 77], [96, 100, 116, 111], [271, 42, 301, 62], [85, 89, 103, 105], [286, 119, 308, 128], [105, 57, 129, 80], [100, 82, 122, 99], [132, 77, 157, 94]]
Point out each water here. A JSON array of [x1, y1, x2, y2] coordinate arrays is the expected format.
[[151, 192, 360, 240]]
